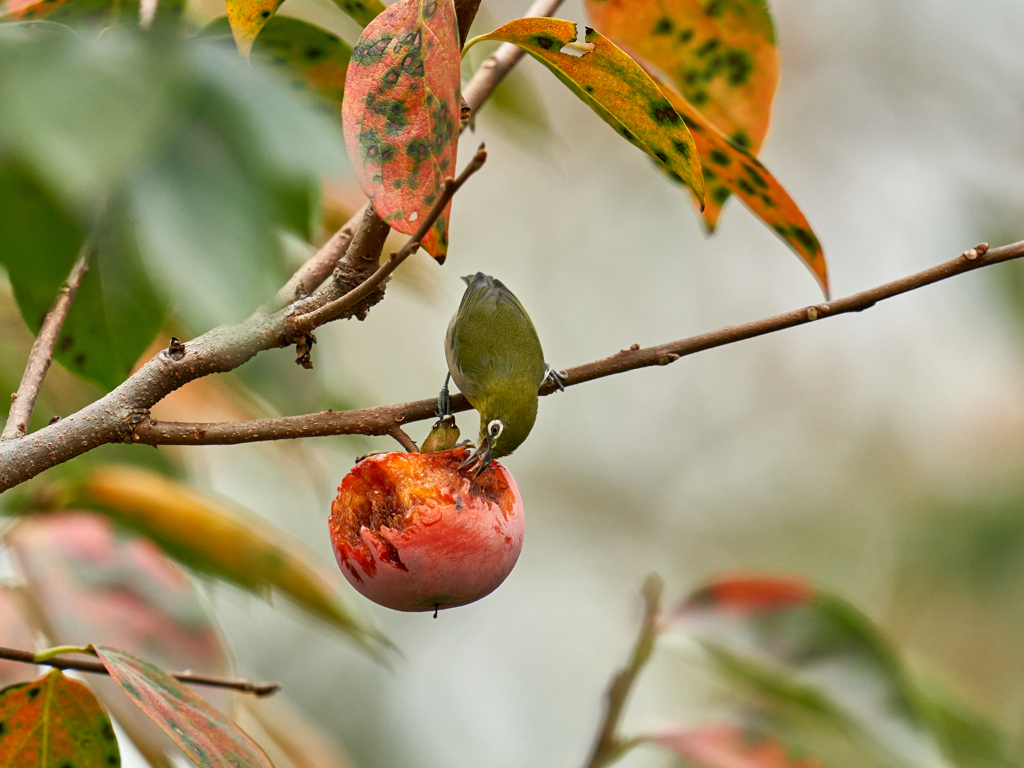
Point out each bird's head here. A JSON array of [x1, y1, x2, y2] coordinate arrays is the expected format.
[[459, 393, 538, 476]]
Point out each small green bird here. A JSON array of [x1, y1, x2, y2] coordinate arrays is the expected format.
[[438, 273, 563, 474]]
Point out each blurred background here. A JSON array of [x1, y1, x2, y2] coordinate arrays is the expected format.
[[3, 0, 1024, 766]]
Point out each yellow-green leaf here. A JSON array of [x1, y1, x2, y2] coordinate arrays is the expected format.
[[643, 64, 827, 295], [0, 669, 120, 768], [34, 465, 388, 656], [585, 0, 778, 156], [467, 19, 704, 206]]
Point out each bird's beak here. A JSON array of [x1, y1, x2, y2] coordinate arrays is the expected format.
[[459, 435, 493, 477]]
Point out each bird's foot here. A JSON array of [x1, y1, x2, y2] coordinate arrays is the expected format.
[[542, 364, 567, 392], [436, 373, 453, 418]]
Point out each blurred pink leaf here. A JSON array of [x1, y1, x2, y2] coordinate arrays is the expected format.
[[645, 723, 820, 768], [94, 646, 273, 768], [0, 587, 37, 689]]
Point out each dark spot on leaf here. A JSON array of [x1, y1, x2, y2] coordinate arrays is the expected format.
[[703, 167, 717, 181], [424, 0, 437, 16], [678, 28, 694, 44], [583, 84, 594, 94], [405, 138, 432, 163], [689, 90, 708, 106], [792, 226, 820, 253], [712, 185, 730, 205], [683, 69, 700, 85], [620, 126, 634, 141], [737, 178, 756, 195], [730, 130, 751, 150], [108, 757, 119, 766], [352, 36, 391, 65], [704, 0, 725, 17], [774, 223, 787, 237], [59, 335, 74, 352], [759, 192, 774, 207], [259, 9, 271, 18], [652, 17, 672, 34], [383, 67, 401, 86], [744, 164, 767, 188], [696, 38, 719, 57], [393, 178, 403, 189], [103, 724, 115, 740], [655, 151, 668, 163], [401, 52, 424, 76], [27, 687, 40, 699], [305, 47, 323, 59], [531, 34, 557, 50], [0, 721, 6, 735], [673, 140, 690, 158], [725, 49, 753, 86], [709, 149, 730, 166], [650, 99, 679, 124]]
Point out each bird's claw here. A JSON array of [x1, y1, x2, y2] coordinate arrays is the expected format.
[[436, 373, 453, 418], [542, 364, 567, 392]]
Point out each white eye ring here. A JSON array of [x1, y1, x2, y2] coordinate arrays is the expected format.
[[488, 419, 504, 439]]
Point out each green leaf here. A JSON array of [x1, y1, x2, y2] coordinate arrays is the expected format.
[[0, 668, 120, 768], [34, 465, 390, 656], [202, 16, 353, 112], [342, 0, 461, 260], [466, 19, 704, 206], [669, 575, 952, 768], [0, 167, 165, 391], [224, 0, 382, 57], [94, 646, 272, 768]]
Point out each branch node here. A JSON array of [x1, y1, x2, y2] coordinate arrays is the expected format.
[[657, 354, 679, 366], [165, 337, 186, 362], [629, 343, 640, 351], [48, 415, 61, 425], [806, 306, 818, 321]]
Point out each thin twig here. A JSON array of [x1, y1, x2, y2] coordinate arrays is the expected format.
[[387, 424, 420, 452], [583, 576, 663, 768], [131, 240, 1023, 447], [0, 645, 280, 697], [1, 244, 91, 441], [288, 145, 489, 333]]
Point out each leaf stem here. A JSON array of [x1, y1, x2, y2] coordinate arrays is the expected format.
[[0, 645, 280, 697]]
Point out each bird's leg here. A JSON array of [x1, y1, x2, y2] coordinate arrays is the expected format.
[[436, 372, 453, 418], [542, 364, 567, 392]]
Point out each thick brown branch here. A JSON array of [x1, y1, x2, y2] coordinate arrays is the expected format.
[[132, 240, 1023, 448], [0, 645, 279, 697], [583, 576, 663, 768], [1, 244, 91, 441]]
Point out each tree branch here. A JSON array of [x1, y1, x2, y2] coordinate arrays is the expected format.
[[129, 240, 1022, 448], [288, 145, 488, 333], [387, 424, 420, 452], [0, 645, 279, 697], [1, 244, 91, 442], [583, 576, 662, 768]]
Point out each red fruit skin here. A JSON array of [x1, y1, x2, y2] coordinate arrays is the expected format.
[[329, 449, 524, 612]]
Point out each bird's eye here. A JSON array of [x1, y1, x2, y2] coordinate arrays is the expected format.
[[488, 419, 504, 439]]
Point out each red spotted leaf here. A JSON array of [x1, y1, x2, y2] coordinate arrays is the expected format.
[[642, 64, 827, 294], [645, 724, 821, 768], [94, 646, 272, 768], [342, 0, 461, 260], [585, 0, 778, 156], [226, 0, 383, 57], [468, 20, 704, 206], [0, 669, 121, 768]]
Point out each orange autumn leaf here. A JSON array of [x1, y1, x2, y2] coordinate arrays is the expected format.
[[641, 63, 827, 295], [467, 19, 704, 206], [341, 0, 461, 260], [585, 0, 778, 156]]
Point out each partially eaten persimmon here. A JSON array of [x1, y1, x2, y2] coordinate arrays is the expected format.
[[329, 447, 524, 612]]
